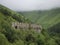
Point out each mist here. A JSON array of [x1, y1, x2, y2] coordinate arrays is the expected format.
[[0, 0, 60, 11]]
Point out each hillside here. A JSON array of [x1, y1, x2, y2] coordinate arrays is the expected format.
[[22, 9, 60, 29], [0, 4, 60, 45], [48, 23, 60, 36], [0, 4, 33, 45]]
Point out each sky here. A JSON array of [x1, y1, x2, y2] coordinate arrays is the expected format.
[[0, 0, 60, 11]]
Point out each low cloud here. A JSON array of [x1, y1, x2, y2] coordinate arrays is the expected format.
[[0, 0, 60, 11]]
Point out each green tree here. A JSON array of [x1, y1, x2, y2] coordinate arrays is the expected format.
[[0, 33, 10, 45]]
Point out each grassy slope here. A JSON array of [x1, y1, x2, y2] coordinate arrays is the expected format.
[[22, 9, 60, 29]]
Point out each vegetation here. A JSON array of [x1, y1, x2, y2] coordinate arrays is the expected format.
[[22, 9, 60, 29], [0, 4, 60, 45]]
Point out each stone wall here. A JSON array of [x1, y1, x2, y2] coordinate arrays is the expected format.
[[12, 22, 42, 32]]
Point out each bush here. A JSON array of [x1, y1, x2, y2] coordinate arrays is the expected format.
[[12, 40, 24, 45], [46, 38, 57, 45], [0, 33, 10, 45]]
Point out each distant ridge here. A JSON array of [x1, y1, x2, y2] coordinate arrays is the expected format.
[[22, 8, 60, 29]]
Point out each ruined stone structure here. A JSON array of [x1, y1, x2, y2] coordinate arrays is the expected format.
[[12, 22, 42, 32]]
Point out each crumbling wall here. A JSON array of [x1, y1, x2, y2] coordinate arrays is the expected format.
[[12, 22, 42, 32]]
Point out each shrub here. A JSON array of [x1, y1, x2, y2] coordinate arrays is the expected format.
[[0, 33, 10, 45]]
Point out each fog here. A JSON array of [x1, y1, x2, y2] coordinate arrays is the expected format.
[[0, 0, 60, 11]]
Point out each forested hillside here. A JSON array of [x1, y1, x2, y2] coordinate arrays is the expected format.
[[22, 9, 60, 29], [0, 4, 60, 45]]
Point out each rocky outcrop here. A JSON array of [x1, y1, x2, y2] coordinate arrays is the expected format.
[[12, 22, 42, 32]]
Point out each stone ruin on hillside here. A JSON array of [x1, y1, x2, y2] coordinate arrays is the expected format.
[[12, 22, 42, 32]]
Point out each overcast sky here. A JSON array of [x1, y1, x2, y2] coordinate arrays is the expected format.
[[0, 0, 60, 11]]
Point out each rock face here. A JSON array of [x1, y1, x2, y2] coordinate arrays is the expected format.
[[12, 22, 42, 32]]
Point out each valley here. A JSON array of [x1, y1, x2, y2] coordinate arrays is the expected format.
[[0, 4, 60, 45]]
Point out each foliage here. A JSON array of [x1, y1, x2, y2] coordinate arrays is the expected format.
[[22, 9, 60, 29], [0, 33, 10, 45], [0, 4, 60, 45]]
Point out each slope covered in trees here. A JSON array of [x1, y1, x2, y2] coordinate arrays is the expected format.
[[22, 9, 60, 29], [0, 4, 60, 45]]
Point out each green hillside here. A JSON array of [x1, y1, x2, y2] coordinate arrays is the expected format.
[[48, 23, 60, 36], [0, 4, 32, 45], [0, 4, 31, 23], [22, 9, 60, 29], [0, 4, 60, 45]]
